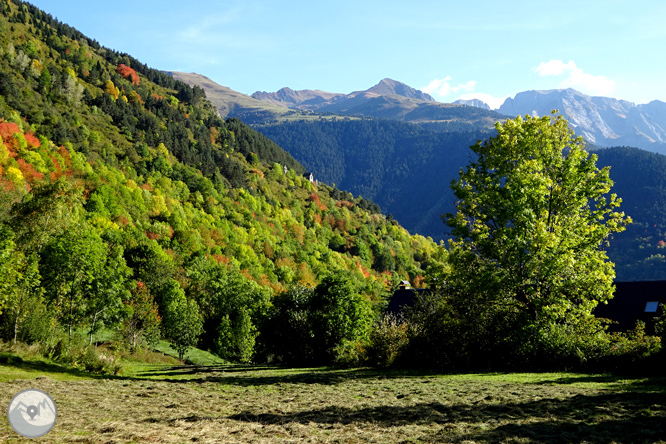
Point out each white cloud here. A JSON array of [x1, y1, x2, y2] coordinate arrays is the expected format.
[[423, 77, 504, 109], [422, 77, 452, 96], [422, 77, 477, 98], [534, 59, 615, 96], [458, 92, 507, 110]]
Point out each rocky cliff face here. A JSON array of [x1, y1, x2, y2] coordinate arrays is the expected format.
[[454, 98, 491, 110], [363, 78, 435, 101], [251, 87, 345, 110], [498, 88, 666, 154]]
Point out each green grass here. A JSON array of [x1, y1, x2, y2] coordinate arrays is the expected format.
[[151, 339, 227, 366], [1, 345, 665, 443]]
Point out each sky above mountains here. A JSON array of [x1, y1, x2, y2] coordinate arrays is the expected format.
[[25, 0, 666, 109]]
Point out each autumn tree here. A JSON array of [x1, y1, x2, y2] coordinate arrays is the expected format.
[[121, 281, 161, 351]]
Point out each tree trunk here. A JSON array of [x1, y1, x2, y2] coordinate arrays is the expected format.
[[89, 312, 98, 345]]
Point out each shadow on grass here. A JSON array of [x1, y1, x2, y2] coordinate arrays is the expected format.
[[137, 365, 440, 386], [535, 374, 666, 394], [225, 392, 666, 443]]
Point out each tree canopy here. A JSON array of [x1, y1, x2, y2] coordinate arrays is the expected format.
[[445, 113, 631, 327]]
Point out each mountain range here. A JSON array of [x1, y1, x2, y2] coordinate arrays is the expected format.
[[168, 72, 504, 132], [497, 89, 666, 155], [173, 73, 666, 156]]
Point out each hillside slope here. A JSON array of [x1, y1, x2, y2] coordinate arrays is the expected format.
[[0, 1, 445, 361]]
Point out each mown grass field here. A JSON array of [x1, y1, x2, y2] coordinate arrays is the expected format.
[[1, 352, 666, 443]]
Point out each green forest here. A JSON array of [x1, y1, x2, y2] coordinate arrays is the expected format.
[[0, 0, 447, 369], [257, 119, 666, 281], [0, 0, 663, 375]]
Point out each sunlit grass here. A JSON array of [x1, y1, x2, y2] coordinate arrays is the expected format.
[[1, 344, 665, 443]]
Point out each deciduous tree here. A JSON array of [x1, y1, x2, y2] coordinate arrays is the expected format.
[[445, 113, 630, 344]]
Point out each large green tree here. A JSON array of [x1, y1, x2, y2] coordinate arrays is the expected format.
[[445, 113, 630, 329]]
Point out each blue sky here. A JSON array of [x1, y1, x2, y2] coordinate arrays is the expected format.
[[25, 0, 666, 109]]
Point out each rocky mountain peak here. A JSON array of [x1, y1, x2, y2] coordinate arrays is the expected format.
[[365, 78, 435, 101]]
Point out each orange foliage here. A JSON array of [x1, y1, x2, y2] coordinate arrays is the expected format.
[[16, 158, 43, 183], [275, 257, 296, 268], [263, 241, 274, 259], [325, 214, 336, 229], [209, 228, 224, 244], [24, 132, 40, 149], [296, 262, 317, 287], [116, 64, 140, 85], [146, 231, 160, 241], [141, 183, 152, 190], [356, 260, 371, 278], [0, 122, 21, 150], [211, 254, 231, 265], [151, 94, 164, 101], [240, 269, 254, 281], [291, 223, 305, 244], [413, 274, 426, 288], [259, 274, 272, 287], [309, 193, 327, 211], [336, 200, 354, 208], [209, 126, 219, 144]]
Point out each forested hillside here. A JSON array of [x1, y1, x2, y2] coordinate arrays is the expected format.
[[257, 120, 666, 281], [256, 119, 490, 239], [595, 147, 666, 280], [0, 0, 445, 365]]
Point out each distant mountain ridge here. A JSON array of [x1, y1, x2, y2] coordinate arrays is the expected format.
[[172, 72, 505, 130], [251, 78, 435, 111], [497, 88, 666, 155], [454, 98, 490, 110], [251, 87, 344, 110]]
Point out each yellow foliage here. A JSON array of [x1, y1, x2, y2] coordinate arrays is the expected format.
[[151, 194, 169, 216], [90, 216, 119, 231], [5, 166, 24, 186], [104, 80, 120, 100], [0, 140, 8, 164]]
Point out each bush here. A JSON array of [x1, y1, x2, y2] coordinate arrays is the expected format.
[[365, 314, 409, 368], [41, 333, 122, 375]]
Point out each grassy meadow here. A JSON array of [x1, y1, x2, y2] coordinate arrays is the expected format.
[[1, 346, 666, 443]]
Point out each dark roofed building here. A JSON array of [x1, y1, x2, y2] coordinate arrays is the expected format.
[[386, 281, 427, 316], [593, 280, 666, 334]]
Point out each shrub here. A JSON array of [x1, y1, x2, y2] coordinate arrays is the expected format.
[[365, 313, 409, 368]]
